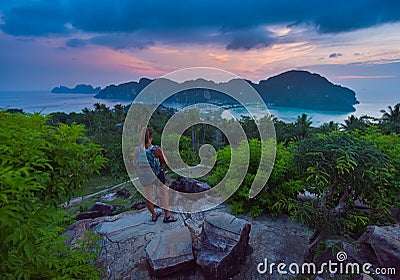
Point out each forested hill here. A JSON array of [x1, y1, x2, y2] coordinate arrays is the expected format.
[[95, 70, 359, 112], [51, 84, 101, 94], [253, 70, 359, 111]]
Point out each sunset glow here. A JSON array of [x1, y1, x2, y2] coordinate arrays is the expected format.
[[0, 1, 399, 91]]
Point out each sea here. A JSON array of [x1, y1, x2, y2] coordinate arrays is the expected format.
[[0, 90, 398, 127]]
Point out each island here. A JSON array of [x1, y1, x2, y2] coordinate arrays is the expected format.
[[51, 84, 101, 94], [94, 70, 359, 112]]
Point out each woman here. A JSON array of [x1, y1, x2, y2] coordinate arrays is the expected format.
[[133, 127, 177, 223]]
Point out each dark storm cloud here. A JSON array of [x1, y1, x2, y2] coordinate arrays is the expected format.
[[1, 0, 399, 50], [0, 1, 69, 36], [66, 38, 87, 48], [66, 34, 154, 50], [90, 35, 154, 50], [226, 29, 275, 50], [65, 30, 217, 50], [314, 1, 400, 33]]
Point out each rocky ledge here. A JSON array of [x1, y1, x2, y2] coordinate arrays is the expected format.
[[66, 205, 310, 279]]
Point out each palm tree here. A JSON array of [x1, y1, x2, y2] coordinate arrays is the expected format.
[[113, 104, 125, 123], [295, 113, 312, 138], [381, 103, 400, 122], [340, 115, 367, 131], [93, 102, 109, 113], [82, 107, 93, 128], [380, 103, 400, 133], [319, 121, 339, 134]]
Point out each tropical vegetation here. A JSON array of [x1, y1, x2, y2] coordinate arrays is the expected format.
[[1, 101, 399, 277]]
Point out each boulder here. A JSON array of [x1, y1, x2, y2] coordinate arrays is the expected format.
[[170, 176, 211, 193], [196, 212, 251, 279], [184, 218, 204, 259], [145, 227, 195, 277], [116, 188, 131, 199], [391, 207, 400, 223], [69, 205, 310, 279], [76, 210, 105, 220], [358, 224, 400, 272], [91, 202, 115, 215], [131, 201, 146, 210], [76, 202, 116, 220]]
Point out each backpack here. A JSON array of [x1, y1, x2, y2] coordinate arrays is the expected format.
[[136, 145, 162, 175], [146, 145, 162, 175]]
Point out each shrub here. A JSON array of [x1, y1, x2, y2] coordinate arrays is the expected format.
[[0, 111, 106, 279]]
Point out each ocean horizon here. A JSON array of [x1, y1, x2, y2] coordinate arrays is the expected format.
[[0, 90, 396, 126]]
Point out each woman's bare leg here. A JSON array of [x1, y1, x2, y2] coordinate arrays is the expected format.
[[160, 184, 170, 217], [144, 185, 157, 218], [160, 184, 177, 222]]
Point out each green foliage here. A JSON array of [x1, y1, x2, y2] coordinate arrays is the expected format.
[[340, 114, 370, 131], [379, 103, 400, 134], [208, 145, 231, 187], [295, 113, 313, 139], [50, 104, 180, 179], [209, 139, 300, 217], [162, 134, 200, 169], [317, 121, 339, 134], [273, 114, 315, 144], [256, 143, 303, 217], [292, 131, 395, 237], [50, 104, 128, 179], [239, 115, 259, 139], [0, 111, 105, 279], [207, 121, 399, 263], [2, 211, 101, 280], [357, 126, 400, 208]]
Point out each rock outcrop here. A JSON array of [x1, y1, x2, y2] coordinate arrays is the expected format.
[[116, 189, 130, 199], [358, 224, 400, 273], [196, 212, 251, 279], [315, 224, 400, 280], [67, 205, 310, 279], [170, 176, 211, 193], [76, 202, 115, 220], [145, 227, 195, 276], [92, 202, 116, 214], [131, 201, 146, 210], [144, 211, 252, 279]]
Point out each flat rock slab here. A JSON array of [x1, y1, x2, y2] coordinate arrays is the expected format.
[[92, 209, 185, 279], [68, 205, 309, 279], [197, 212, 251, 279], [145, 227, 195, 277]]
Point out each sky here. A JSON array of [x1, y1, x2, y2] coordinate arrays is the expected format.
[[0, 0, 399, 104]]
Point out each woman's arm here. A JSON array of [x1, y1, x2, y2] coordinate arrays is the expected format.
[[155, 147, 168, 166]]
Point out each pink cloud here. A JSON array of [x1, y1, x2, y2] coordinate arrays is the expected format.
[[208, 53, 230, 62]]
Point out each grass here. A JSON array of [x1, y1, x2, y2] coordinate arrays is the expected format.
[[63, 175, 143, 216], [75, 175, 122, 197], [63, 171, 195, 217]]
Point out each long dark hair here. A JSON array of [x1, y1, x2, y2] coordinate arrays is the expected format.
[[144, 127, 153, 148]]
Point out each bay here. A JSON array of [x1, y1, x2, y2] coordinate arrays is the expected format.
[[0, 90, 395, 126], [0, 91, 131, 115]]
